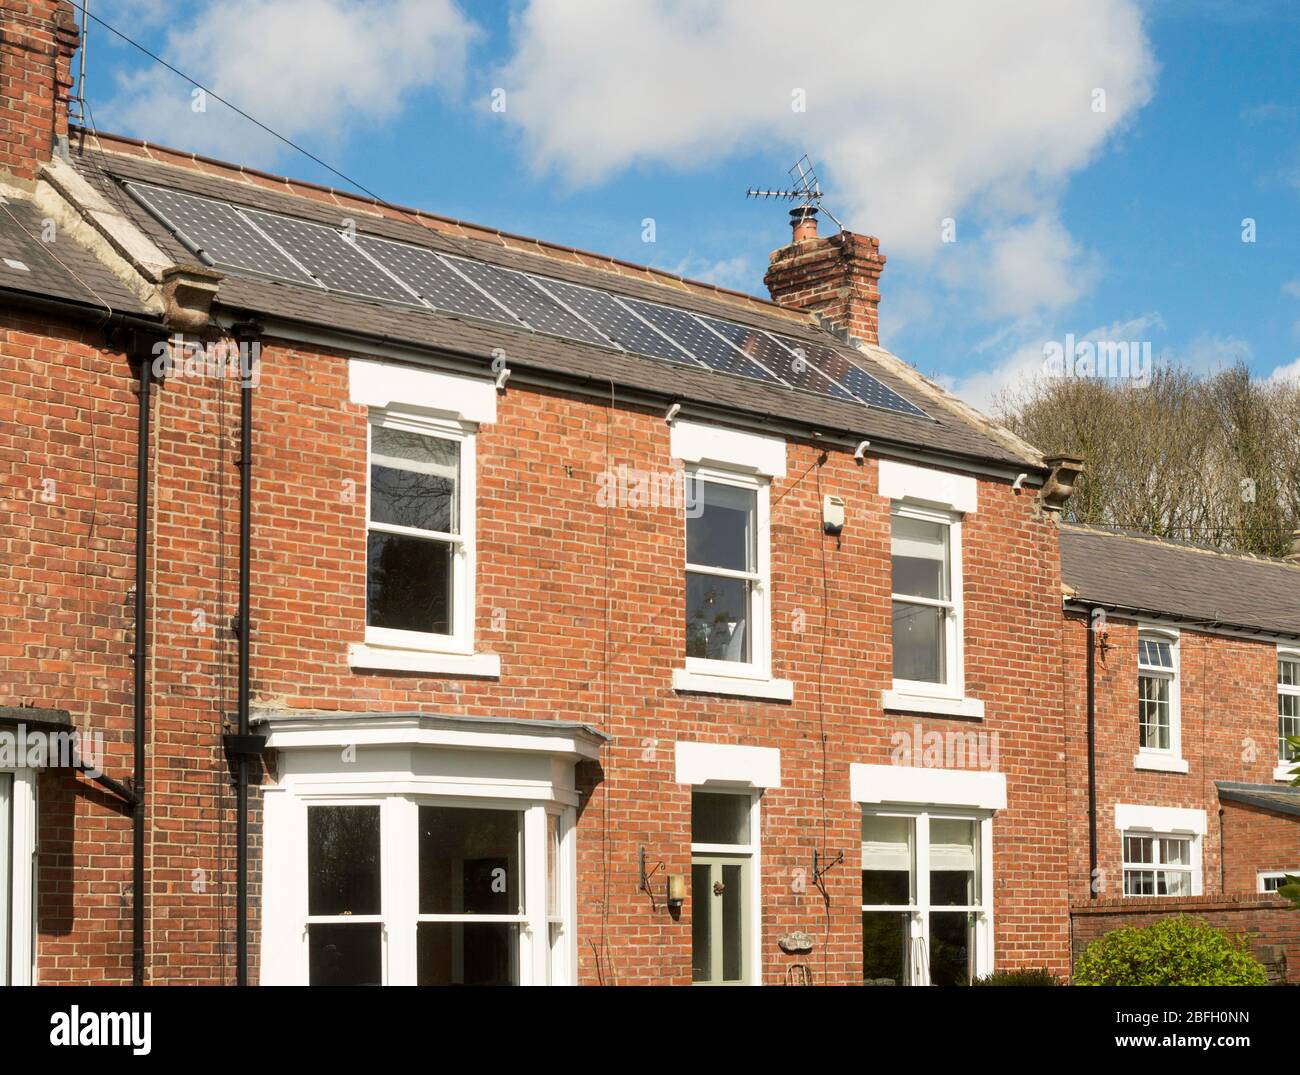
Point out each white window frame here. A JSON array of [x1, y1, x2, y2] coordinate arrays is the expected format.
[[676, 466, 791, 700], [0, 767, 36, 986], [1258, 870, 1300, 894], [886, 503, 973, 712], [350, 407, 499, 677], [1133, 626, 1188, 773], [689, 788, 762, 986], [859, 806, 993, 985], [1121, 830, 1196, 897], [1275, 647, 1300, 781], [291, 792, 573, 986], [1114, 803, 1204, 896]]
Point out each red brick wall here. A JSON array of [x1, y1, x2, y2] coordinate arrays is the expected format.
[[0, 310, 138, 981], [7, 313, 1073, 983], [1070, 896, 1300, 982], [0, 1, 78, 182], [1222, 800, 1300, 895], [229, 338, 1070, 983], [1064, 613, 1290, 902]]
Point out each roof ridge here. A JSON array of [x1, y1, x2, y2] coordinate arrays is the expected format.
[[1061, 522, 1300, 568], [71, 126, 807, 323]]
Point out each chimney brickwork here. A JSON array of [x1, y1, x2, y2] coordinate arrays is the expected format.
[[0, 0, 79, 183]]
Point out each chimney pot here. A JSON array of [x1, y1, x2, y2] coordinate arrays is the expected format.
[[790, 206, 818, 243]]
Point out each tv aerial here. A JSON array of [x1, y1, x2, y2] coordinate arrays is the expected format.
[[746, 155, 843, 232]]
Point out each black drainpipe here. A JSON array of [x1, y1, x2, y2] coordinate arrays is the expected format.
[[225, 321, 265, 986], [130, 336, 155, 986], [1086, 612, 1099, 899]]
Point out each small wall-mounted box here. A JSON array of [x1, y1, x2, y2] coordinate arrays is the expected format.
[[822, 495, 845, 536]]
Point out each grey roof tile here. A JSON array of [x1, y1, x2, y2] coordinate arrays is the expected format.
[[1061, 525, 1300, 638]]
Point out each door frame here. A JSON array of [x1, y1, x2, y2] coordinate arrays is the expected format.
[[689, 787, 761, 985]]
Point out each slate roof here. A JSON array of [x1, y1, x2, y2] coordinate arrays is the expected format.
[[1216, 781, 1300, 819], [0, 196, 150, 317], [59, 136, 1040, 471], [1060, 524, 1300, 639]]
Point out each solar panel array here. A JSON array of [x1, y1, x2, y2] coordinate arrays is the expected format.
[[125, 180, 928, 420]]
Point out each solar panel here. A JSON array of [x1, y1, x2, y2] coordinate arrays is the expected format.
[[125, 181, 317, 285], [123, 180, 933, 422], [773, 334, 928, 417], [357, 236, 521, 325], [697, 316, 855, 401], [620, 299, 779, 383], [529, 277, 704, 367], [242, 210, 418, 304], [446, 257, 611, 346]]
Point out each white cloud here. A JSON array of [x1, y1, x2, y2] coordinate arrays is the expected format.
[[943, 313, 1165, 412], [1282, 279, 1300, 299], [101, 0, 479, 167], [499, 0, 1155, 316], [667, 254, 753, 291], [1266, 357, 1300, 385]]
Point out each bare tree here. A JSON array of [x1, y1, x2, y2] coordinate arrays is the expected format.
[[997, 363, 1300, 557]]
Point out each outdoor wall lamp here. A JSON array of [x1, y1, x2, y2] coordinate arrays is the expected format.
[[667, 874, 686, 910]]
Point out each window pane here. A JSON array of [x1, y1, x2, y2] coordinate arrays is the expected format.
[[930, 819, 978, 906], [1138, 638, 1173, 669], [1138, 675, 1170, 750], [419, 806, 523, 915], [929, 912, 975, 986], [862, 912, 909, 985], [1124, 869, 1155, 896], [685, 572, 751, 662], [1124, 835, 1153, 864], [1160, 837, 1190, 866], [417, 922, 519, 985], [1263, 875, 1284, 892], [861, 814, 913, 906], [308, 923, 382, 986], [686, 480, 755, 572], [721, 863, 744, 982], [892, 600, 945, 683], [692, 792, 750, 845], [691, 863, 711, 982], [370, 428, 459, 534], [1157, 870, 1191, 896], [308, 805, 380, 916], [366, 532, 452, 635], [891, 515, 948, 600], [1281, 659, 1300, 688], [547, 813, 560, 918], [1279, 691, 1300, 761]]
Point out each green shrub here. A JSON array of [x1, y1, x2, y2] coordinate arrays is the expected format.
[[972, 967, 1061, 986], [1073, 916, 1268, 986]]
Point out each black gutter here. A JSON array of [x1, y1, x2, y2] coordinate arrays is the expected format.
[[0, 286, 164, 335], [1086, 611, 1099, 900]]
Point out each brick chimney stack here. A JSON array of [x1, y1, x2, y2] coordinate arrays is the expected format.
[[0, 1, 80, 183], [763, 207, 887, 346]]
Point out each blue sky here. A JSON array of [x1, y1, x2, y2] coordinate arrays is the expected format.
[[83, 0, 1299, 410]]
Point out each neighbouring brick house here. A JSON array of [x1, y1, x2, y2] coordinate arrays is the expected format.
[[1061, 525, 1300, 978], [1, 1, 1094, 987]]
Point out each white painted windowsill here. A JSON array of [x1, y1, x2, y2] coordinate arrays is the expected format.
[[1132, 752, 1190, 774], [348, 643, 501, 678], [1274, 763, 1296, 783], [672, 668, 794, 702], [882, 689, 984, 719]]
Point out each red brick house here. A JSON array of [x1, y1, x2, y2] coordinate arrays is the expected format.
[[2, 0, 1089, 987], [1060, 525, 1300, 976]]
